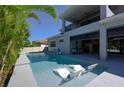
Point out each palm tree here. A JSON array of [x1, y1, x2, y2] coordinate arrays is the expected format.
[[0, 5, 57, 86]]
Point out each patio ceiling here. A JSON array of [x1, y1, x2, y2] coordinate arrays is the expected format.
[[59, 5, 100, 23], [59, 5, 123, 23]]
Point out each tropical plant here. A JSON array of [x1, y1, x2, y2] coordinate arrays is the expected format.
[[0, 5, 57, 86]]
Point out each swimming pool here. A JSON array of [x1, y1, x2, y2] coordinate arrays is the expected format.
[[27, 53, 108, 87]]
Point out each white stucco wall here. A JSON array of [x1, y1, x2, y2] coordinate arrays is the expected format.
[[48, 6, 124, 56], [48, 14, 124, 54], [48, 39, 57, 52], [48, 35, 64, 53], [62, 22, 101, 54]]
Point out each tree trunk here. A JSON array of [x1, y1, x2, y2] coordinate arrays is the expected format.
[[0, 40, 13, 73]]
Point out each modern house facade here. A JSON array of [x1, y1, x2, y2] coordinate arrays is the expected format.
[[48, 5, 124, 60]]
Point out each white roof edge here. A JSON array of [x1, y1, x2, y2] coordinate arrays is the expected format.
[[47, 34, 63, 40], [99, 13, 124, 24]]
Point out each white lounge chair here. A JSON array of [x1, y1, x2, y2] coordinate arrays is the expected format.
[[69, 64, 98, 76], [87, 63, 98, 71], [68, 65, 86, 76], [53, 68, 71, 81], [53, 64, 98, 85]]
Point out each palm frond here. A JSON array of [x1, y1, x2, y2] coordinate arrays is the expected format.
[[26, 12, 41, 23], [19, 5, 57, 21]]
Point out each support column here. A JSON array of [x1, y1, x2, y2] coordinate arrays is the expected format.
[[62, 19, 65, 33], [63, 34, 70, 54], [100, 27, 107, 60], [99, 5, 112, 60]]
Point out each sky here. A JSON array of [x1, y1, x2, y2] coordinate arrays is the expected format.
[[27, 5, 69, 42]]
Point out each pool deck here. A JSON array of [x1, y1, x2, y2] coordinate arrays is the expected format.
[[8, 53, 124, 87], [73, 54, 124, 87], [8, 52, 37, 87], [86, 72, 124, 87]]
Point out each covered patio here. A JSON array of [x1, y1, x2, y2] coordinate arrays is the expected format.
[[59, 5, 124, 60], [70, 25, 124, 60]]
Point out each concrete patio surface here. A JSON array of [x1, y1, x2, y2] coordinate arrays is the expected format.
[[86, 72, 124, 87], [8, 52, 37, 87]]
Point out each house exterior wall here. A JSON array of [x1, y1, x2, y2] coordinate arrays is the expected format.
[[63, 22, 101, 54], [48, 38, 58, 52], [48, 5, 124, 60], [48, 22, 101, 54], [48, 36, 64, 53]]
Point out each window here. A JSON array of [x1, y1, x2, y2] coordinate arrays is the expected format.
[[50, 41, 56, 47], [59, 37, 64, 43], [108, 39, 120, 53], [59, 39, 64, 43]]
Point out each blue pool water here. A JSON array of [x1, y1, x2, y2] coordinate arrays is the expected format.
[[27, 53, 108, 87]]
